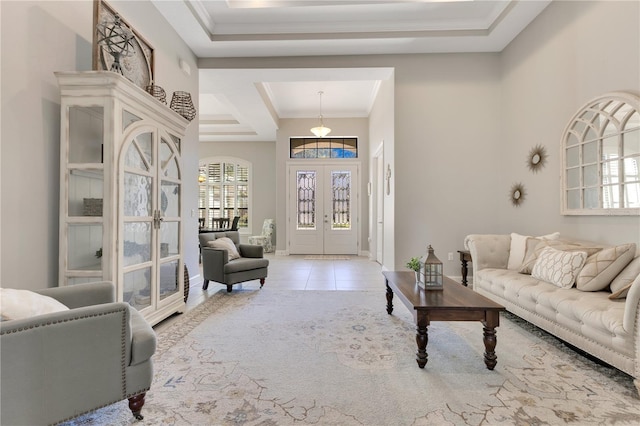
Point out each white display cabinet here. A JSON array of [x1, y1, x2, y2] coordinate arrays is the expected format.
[[57, 71, 188, 325]]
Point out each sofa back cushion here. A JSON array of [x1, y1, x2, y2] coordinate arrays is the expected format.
[[199, 231, 241, 249]]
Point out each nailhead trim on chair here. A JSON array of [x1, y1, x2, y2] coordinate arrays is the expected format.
[[0, 306, 142, 426]]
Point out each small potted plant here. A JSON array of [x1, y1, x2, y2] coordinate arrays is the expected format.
[[406, 256, 421, 283]]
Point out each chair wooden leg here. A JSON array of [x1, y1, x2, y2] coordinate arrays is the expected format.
[[128, 392, 146, 421], [226, 284, 233, 292], [260, 278, 265, 288], [202, 279, 209, 290]]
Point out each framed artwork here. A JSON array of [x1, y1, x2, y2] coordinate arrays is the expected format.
[[92, 0, 154, 90]]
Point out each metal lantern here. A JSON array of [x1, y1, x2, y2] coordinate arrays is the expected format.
[[419, 245, 443, 290]]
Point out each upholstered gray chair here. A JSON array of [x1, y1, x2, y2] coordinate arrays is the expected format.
[[199, 230, 269, 292], [0, 281, 156, 425]]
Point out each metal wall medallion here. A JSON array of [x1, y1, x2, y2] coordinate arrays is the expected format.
[[510, 183, 526, 207], [527, 144, 547, 173]]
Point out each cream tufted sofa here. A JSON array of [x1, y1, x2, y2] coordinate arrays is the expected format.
[[465, 234, 640, 397]]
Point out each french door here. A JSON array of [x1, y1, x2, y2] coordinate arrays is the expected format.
[[288, 163, 359, 254]]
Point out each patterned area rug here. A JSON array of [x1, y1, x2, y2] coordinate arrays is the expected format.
[[64, 290, 640, 425]]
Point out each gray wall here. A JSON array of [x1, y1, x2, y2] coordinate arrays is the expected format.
[[198, 141, 276, 244], [0, 1, 200, 290], [498, 0, 640, 245]]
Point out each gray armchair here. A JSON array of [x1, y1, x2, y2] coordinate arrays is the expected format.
[[0, 281, 156, 425], [199, 231, 269, 292]]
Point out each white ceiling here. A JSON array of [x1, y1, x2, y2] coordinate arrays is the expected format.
[[151, 0, 551, 142]]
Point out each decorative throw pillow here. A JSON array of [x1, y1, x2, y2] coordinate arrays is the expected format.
[[531, 246, 588, 288], [207, 237, 240, 260], [576, 243, 636, 292], [0, 288, 69, 321], [508, 232, 560, 271], [519, 238, 597, 275], [609, 255, 640, 299], [609, 272, 639, 300]]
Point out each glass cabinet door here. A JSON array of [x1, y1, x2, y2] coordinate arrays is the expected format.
[[158, 137, 181, 301], [122, 131, 154, 310]]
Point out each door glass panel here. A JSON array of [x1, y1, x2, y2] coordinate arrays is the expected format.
[[68, 224, 102, 270], [297, 171, 316, 229], [160, 221, 179, 258], [122, 110, 142, 131], [161, 181, 180, 217], [124, 134, 152, 170], [160, 139, 179, 178], [124, 173, 152, 216], [331, 171, 351, 230], [68, 169, 104, 217], [124, 267, 151, 310], [69, 106, 103, 164], [123, 222, 151, 266], [159, 260, 179, 300], [169, 134, 181, 153]]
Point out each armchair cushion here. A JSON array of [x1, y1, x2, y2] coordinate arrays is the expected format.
[[1, 288, 69, 320]]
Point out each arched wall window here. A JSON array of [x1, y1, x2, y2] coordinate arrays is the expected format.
[[561, 92, 640, 215], [198, 157, 252, 231]]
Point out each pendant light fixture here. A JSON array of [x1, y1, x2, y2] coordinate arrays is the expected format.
[[310, 91, 331, 138]]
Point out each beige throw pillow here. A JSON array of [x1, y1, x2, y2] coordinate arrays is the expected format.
[[531, 246, 588, 288], [609, 272, 639, 300], [508, 232, 560, 271], [576, 243, 636, 292], [519, 238, 598, 275], [207, 237, 240, 260], [609, 256, 640, 299], [1, 288, 69, 321]]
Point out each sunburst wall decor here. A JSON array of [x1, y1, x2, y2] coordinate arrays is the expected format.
[[527, 144, 547, 173], [510, 183, 526, 207]]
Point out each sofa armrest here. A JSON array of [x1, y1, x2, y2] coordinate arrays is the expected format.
[[623, 274, 640, 333], [239, 244, 264, 258], [36, 281, 116, 309], [202, 247, 228, 283], [464, 234, 511, 277]]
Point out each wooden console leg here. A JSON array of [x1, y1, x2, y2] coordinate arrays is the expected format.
[[259, 278, 265, 288], [226, 284, 233, 292], [128, 392, 145, 421]]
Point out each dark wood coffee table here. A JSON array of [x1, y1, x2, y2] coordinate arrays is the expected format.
[[383, 271, 505, 370]]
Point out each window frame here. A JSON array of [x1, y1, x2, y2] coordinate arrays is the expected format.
[[198, 157, 252, 232], [560, 92, 640, 216]]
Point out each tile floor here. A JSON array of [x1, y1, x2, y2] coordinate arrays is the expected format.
[[186, 254, 383, 309]]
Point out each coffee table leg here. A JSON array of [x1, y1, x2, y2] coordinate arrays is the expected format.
[[482, 312, 500, 370], [386, 281, 394, 314], [414, 312, 429, 368]]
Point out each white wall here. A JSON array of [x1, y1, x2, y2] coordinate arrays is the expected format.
[[0, 1, 199, 289], [198, 141, 276, 242], [499, 0, 640, 246]]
